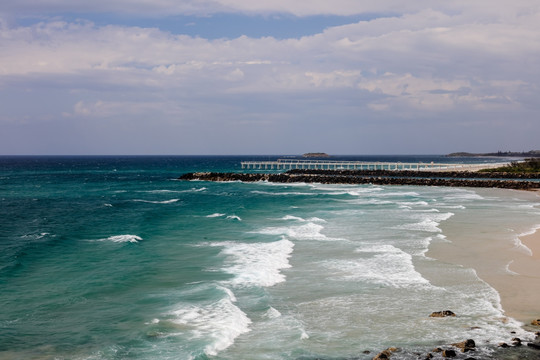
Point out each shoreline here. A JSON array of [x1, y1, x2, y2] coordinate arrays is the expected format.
[[429, 188, 540, 327], [520, 225, 540, 261]]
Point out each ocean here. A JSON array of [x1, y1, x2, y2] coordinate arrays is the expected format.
[[1, 155, 539, 360]]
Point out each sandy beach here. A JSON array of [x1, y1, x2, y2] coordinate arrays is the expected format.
[[428, 188, 540, 326]]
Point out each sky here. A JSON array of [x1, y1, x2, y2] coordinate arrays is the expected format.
[[1, 1, 539, 155]]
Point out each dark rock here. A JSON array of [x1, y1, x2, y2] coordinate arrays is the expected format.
[[430, 310, 456, 318], [511, 337, 522, 346], [452, 339, 476, 352], [499, 342, 510, 348], [372, 348, 397, 360], [432, 348, 444, 353], [178, 171, 540, 191], [442, 349, 457, 358], [527, 342, 540, 350], [372, 350, 390, 360], [532, 319, 540, 326], [424, 354, 433, 359]]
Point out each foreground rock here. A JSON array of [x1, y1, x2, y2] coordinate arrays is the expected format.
[[372, 347, 398, 359], [429, 310, 456, 318], [452, 339, 476, 352]]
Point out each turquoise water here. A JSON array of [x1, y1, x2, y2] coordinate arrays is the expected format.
[[1, 156, 539, 360]]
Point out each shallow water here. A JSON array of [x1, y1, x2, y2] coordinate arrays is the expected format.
[[1, 156, 539, 359]]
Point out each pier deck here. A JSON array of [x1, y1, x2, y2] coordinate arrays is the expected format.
[[241, 159, 509, 172]]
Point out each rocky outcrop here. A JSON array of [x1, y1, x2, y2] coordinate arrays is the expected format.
[[429, 310, 456, 318], [178, 172, 540, 190], [372, 347, 398, 359], [452, 339, 476, 352], [442, 349, 456, 358], [287, 169, 540, 179]]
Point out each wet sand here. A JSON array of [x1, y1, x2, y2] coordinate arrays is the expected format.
[[520, 224, 540, 261], [428, 188, 540, 326]]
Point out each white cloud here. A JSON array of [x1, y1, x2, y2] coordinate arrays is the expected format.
[[1, 2, 540, 153]]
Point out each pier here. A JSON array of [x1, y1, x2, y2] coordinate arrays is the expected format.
[[240, 159, 509, 172]]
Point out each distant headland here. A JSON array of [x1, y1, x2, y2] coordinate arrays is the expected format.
[[446, 150, 540, 158]]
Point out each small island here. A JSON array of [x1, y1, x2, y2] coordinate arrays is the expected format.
[[302, 152, 330, 158]]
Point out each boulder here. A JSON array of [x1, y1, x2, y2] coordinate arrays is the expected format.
[[372, 347, 398, 360], [452, 339, 476, 352], [442, 349, 456, 358], [511, 337, 522, 346], [430, 310, 456, 318], [372, 351, 390, 360], [532, 319, 540, 326]]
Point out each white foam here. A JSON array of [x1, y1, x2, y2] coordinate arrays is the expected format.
[[443, 190, 484, 201], [281, 215, 305, 221], [322, 244, 434, 288], [100, 235, 142, 243], [518, 223, 540, 238], [512, 236, 533, 256], [281, 215, 326, 223], [263, 307, 282, 319], [170, 287, 251, 356], [504, 261, 519, 275], [226, 215, 242, 221], [133, 199, 180, 204], [309, 184, 384, 194], [398, 212, 454, 233], [378, 191, 420, 197], [21, 232, 50, 239], [215, 238, 294, 287], [251, 190, 316, 196], [206, 213, 225, 218], [401, 201, 429, 207], [256, 222, 338, 241]]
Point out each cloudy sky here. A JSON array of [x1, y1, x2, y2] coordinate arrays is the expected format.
[[1, 1, 539, 155]]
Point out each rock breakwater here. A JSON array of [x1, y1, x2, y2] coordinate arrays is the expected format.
[[178, 171, 540, 190]]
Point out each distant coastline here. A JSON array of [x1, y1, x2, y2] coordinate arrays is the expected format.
[[446, 150, 540, 158]]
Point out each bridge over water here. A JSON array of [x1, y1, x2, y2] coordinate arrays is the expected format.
[[241, 159, 508, 172]]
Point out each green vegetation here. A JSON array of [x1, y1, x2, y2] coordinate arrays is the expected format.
[[480, 158, 540, 173]]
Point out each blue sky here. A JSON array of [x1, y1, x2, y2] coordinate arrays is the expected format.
[[1, 1, 539, 155]]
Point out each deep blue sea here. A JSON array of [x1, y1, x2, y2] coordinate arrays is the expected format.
[[1, 156, 539, 360]]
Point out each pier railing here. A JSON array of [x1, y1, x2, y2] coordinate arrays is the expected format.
[[240, 159, 509, 172]]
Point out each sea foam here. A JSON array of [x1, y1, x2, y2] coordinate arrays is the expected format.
[[100, 235, 142, 243], [256, 222, 338, 241], [170, 286, 251, 356], [133, 199, 180, 204], [215, 238, 294, 287], [321, 244, 433, 288]]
